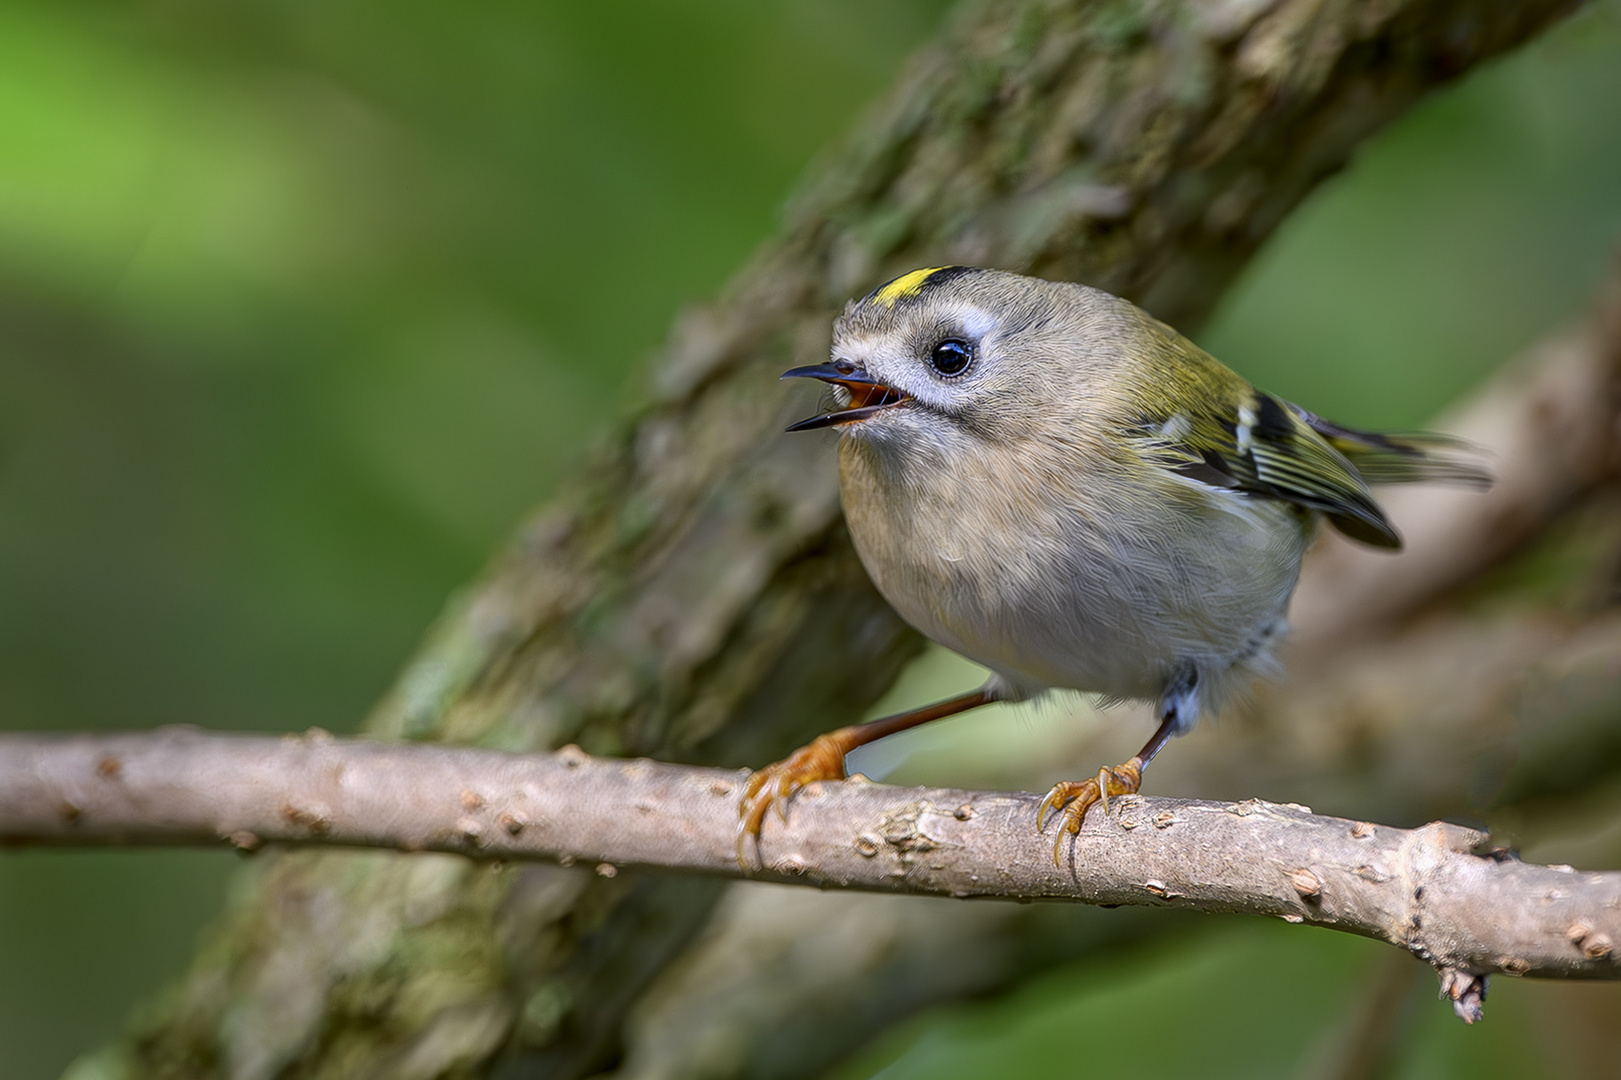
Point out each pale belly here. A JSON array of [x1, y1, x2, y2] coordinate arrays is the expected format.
[[840, 440, 1308, 706]]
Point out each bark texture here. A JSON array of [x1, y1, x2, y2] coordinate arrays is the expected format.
[[7, 730, 1620, 1003], [99, 0, 1585, 1077]]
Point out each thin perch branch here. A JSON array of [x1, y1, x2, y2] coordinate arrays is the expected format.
[[3, 728, 1615, 1021]]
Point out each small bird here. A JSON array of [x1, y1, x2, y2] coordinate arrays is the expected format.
[[739, 266, 1486, 864]]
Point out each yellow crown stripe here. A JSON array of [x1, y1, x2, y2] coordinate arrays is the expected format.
[[871, 267, 951, 308]]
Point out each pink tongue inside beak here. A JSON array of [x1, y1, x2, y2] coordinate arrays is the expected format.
[[780, 362, 910, 431]]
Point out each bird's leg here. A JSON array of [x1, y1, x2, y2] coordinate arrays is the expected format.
[[1037, 698, 1183, 865], [736, 687, 993, 866]]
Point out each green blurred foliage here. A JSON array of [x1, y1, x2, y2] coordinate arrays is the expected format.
[[841, 920, 1621, 1080], [839, 922, 1394, 1080], [1, 1, 1619, 1078]]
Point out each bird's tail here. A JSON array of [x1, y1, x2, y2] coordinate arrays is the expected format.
[[1292, 409, 1492, 489]]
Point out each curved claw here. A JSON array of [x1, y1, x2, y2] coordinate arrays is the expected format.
[[1036, 757, 1146, 865], [735, 733, 851, 869], [1035, 786, 1065, 832], [1052, 823, 1072, 866], [734, 768, 779, 866], [1095, 766, 1115, 816], [1038, 778, 1101, 865]]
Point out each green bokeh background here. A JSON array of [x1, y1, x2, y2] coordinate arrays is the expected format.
[[2, 2, 1619, 1078]]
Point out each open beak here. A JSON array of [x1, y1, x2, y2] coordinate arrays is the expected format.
[[780, 362, 910, 432]]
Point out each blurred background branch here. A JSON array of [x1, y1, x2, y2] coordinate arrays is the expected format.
[[5, 0, 1621, 1078]]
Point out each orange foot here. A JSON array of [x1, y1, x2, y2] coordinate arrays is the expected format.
[[1037, 756, 1144, 864], [736, 731, 852, 867]]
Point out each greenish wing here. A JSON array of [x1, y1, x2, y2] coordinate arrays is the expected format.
[[1138, 390, 1403, 549], [1289, 407, 1493, 488]]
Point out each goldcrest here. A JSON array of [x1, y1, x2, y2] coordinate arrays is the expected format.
[[739, 266, 1485, 863]]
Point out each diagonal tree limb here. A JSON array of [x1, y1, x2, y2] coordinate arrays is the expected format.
[[104, 0, 1587, 1076], [4, 728, 1617, 1018]]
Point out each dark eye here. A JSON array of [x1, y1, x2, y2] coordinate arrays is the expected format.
[[929, 338, 973, 377]]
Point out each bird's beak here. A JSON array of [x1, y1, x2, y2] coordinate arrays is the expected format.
[[780, 362, 910, 432]]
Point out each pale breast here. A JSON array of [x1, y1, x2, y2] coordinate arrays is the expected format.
[[838, 435, 1309, 704]]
